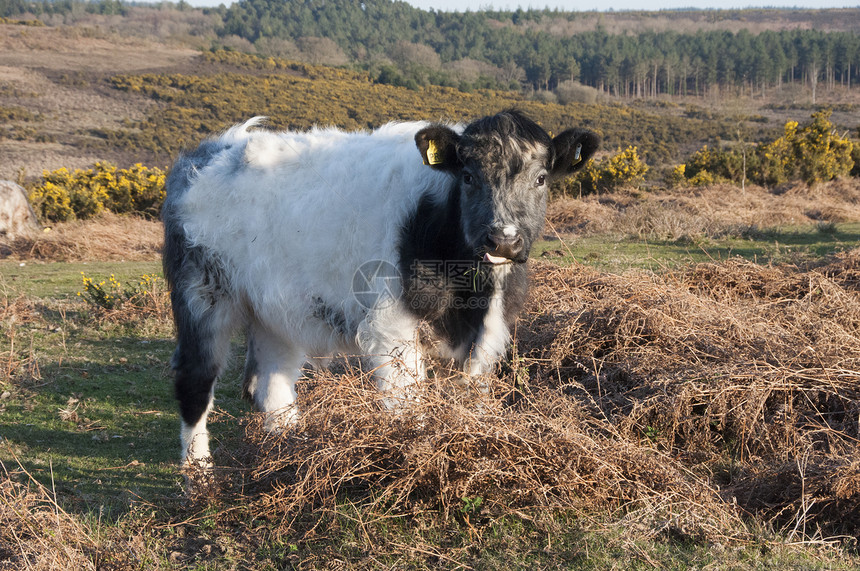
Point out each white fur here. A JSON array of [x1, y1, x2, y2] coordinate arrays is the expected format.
[[181, 386, 214, 468], [178, 120, 453, 358], [173, 119, 517, 462], [247, 326, 303, 430], [357, 304, 426, 407], [465, 265, 512, 376]]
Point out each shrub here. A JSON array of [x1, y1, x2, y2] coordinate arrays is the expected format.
[[681, 142, 761, 187], [793, 109, 854, 185], [28, 179, 75, 222], [531, 90, 558, 104], [851, 135, 860, 178], [685, 145, 729, 185], [666, 164, 687, 188], [678, 110, 855, 188], [29, 166, 108, 221], [106, 163, 167, 216], [571, 146, 649, 194], [756, 121, 796, 187], [555, 80, 599, 105], [688, 169, 716, 187], [28, 163, 166, 222], [755, 110, 854, 187], [77, 272, 165, 314]]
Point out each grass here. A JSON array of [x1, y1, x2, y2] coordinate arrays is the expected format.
[[535, 222, 860, 271], [2, 339, 181, 510], [1, 260, 162, 299], [0, 268, 175, 515], [1, 260, 207, 519]]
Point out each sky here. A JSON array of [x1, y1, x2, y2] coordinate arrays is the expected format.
[[183, 0, 859, 10]]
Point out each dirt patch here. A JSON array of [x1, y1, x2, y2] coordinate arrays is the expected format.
[[0, 24, 197, 179], [0, 24, 196, 73]]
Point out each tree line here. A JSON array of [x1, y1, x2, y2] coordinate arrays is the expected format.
[[215, 0, 860, 97], [3, 0, 860, 99]]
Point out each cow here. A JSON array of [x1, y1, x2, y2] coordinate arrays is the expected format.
[[162, 110, 599, 468]]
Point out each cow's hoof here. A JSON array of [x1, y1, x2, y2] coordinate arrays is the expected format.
[[262, 405, 300, 433], [181, 457, 215, 497]]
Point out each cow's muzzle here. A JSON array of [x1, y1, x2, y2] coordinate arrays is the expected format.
[[483, 229, 524, 264]]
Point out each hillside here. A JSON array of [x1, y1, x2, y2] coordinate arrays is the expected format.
[[2, 24, 860, 185], [4, 2, 860, 100], [0, 21, 197, 178]]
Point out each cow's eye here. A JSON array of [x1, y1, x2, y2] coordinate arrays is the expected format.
[[536, 174, 546, 187], [462, 173, 474, 185]]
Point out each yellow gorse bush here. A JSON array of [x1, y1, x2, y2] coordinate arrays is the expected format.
[[681, 144, 736, 187], [568, 145, 649, 194], [791, 110, 855, 185], [78, 272, 164, 312], [666, 163, 687, 188], [29, 162, 166, 222], [682, 110, 855, 188]]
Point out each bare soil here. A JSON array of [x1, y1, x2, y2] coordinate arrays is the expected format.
[[0, 24, 197, 179]]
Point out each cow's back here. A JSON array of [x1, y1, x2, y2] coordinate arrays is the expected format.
[[165, 119, 454, 341]]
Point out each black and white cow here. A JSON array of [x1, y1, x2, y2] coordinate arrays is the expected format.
[[162, 110, 599, 467]]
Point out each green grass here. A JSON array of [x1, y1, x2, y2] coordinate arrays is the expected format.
[[534, 222, 860, 271], [0, 260, 253, 520], [1, 260, 163, 299]]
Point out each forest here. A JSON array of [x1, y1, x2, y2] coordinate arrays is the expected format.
[[215, 0, 860, 97], [2, 0, 860, 99]]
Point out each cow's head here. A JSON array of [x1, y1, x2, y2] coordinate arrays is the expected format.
[[415, 110, 599, 265]]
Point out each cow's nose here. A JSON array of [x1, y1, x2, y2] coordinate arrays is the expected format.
[[487, 229, 524, 261]]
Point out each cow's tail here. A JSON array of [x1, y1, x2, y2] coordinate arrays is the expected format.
[[162, 143, 242, 467]]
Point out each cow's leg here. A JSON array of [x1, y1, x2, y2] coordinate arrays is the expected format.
[[242, 325, 304, 430], [463, 303, 509, 377], [458, 290, 509, 401], [358, 309, 426, 409], [171, 286, 238, 470]]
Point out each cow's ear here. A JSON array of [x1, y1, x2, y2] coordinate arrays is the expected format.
[[549, 128, 600, 179], [415, 125, 461, 172]]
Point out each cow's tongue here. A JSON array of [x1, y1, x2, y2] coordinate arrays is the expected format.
[[483, 252, 510, 265]]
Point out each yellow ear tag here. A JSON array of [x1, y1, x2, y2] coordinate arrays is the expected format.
[[571, 142, 583, 167], [427, 140, 443, 165]]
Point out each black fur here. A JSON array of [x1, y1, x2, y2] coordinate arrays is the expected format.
[[550, 128, 601, 178], [403, 110, 593, 365], [459, 109, 554, 181], [168, 283, 221, 426], [241, 333, 258, 401], [312, 296, 351, 337], [414, 125, 461, 171], [398, 186, 528, 361], [162, 142, 232, 427]]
